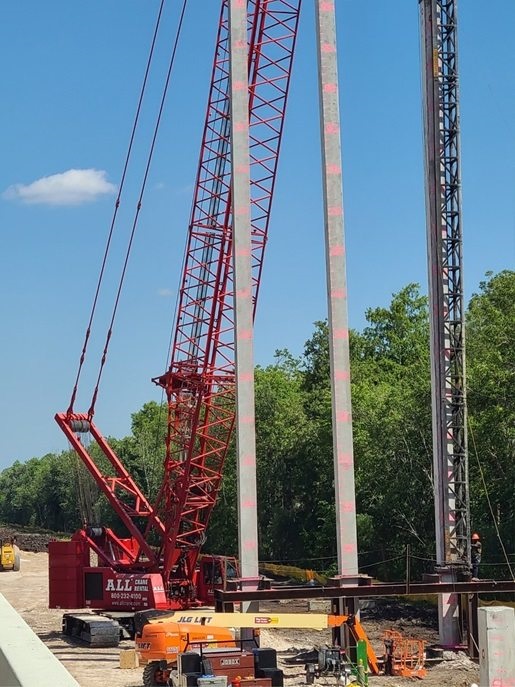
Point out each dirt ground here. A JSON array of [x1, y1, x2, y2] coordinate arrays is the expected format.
[[0, 551, 479, 687]]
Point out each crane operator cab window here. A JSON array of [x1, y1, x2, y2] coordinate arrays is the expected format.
[[204, 560, 223, 586], [200, 557, 239, 590], [226, 560, 237, 580]]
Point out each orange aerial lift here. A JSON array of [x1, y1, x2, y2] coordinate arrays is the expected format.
[[135, 612, 380, 685]]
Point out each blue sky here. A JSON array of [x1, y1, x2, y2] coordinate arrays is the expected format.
[[1, 1, 514, 469]]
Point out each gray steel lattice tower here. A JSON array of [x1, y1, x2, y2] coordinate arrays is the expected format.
[[419, 0, 470, 646]]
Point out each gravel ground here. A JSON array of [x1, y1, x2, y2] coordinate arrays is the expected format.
[[0, 550, 479, 687]]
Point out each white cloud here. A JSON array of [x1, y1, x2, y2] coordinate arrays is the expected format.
[[3, 168, 117, 206], [158, 288, 173, 297], [175, 183, 194, 196]]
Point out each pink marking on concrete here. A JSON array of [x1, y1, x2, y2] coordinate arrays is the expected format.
[[336, 410, 351, 423], [242, 500, 257, 508], [239, 372, 253, 382], [238, 329, 252, 340], [335, 370, 350, 381], [325, 122, 339, 134], [343, 543, 356, 553], [241, 415, 255, 425], [320, 1, 334, 11], [236, 288, 251, 298], [334, 328, 349, 340], [337, 452, 353, 468], [329, 244, 344, 256], [233, 80, 246, 91], [235, 248, 251, 257], [242, 455, 256, 467], [235, 205, 250, 216], [326, 164, 341, 175], [234, 121, 247, 132], [340, 501, 355, 513], [321, 42, 336, 53], [323, 83, 338, 93], [234, 39, 246, 49], [331, 288, 345, 298], [328, 206, 343, 216], [243, 539, 257, 550]]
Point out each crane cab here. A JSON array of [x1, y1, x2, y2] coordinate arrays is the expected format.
[[196, 556, 239, 604]]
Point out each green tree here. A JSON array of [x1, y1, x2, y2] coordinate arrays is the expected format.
[[300, 286, 434, 578], [351, 285, 434, 577], [467, 270, 515, 571], [206, 358, 312, 561], [2, 274, 513, 584]]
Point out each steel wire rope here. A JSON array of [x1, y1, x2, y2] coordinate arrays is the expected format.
[[469, 420, 515, 581], [408, 554, 515, 567], [259, 554, 406, 575], [88, 0, 189, 417], [67, 0, 169, 414], [358, 555, 405, 571], [409, 554, 437, 563], [146, 221, 192, 498], [67, 437, 96, 526], [142, 282, 184, 517], [259, 549, 403, 564]]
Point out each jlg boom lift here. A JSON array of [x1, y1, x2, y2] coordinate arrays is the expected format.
[[49, 0, 301, 639], [134, 612, 381, 685]]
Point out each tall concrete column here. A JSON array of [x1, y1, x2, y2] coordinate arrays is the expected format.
[[315, 0, 358, 578], [229, 0, 259, 600]]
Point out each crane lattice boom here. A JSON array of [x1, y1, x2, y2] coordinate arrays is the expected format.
[[53, 0, 301, 609]]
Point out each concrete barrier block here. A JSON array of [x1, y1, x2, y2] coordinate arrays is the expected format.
[[0, 593, 79, 687], [478, 606, 515, 686]]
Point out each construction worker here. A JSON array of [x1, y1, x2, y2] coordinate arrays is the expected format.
[[471, 532, 482, 580]]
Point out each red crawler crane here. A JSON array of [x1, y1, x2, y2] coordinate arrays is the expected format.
[[49, 0, 301, 623]]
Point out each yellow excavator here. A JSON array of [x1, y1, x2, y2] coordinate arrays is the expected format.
[[0, 537, 21, 572]]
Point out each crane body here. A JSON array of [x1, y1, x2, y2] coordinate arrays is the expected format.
[[49, 0, 301, 626]]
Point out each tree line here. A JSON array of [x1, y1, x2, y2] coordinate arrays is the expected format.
[[0, 270, 513, 581]]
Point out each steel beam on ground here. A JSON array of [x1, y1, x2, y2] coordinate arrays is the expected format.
[[229, 0, 259, 607]]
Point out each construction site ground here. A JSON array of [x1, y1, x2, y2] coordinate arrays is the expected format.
[[0, 548, 479, 687]]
